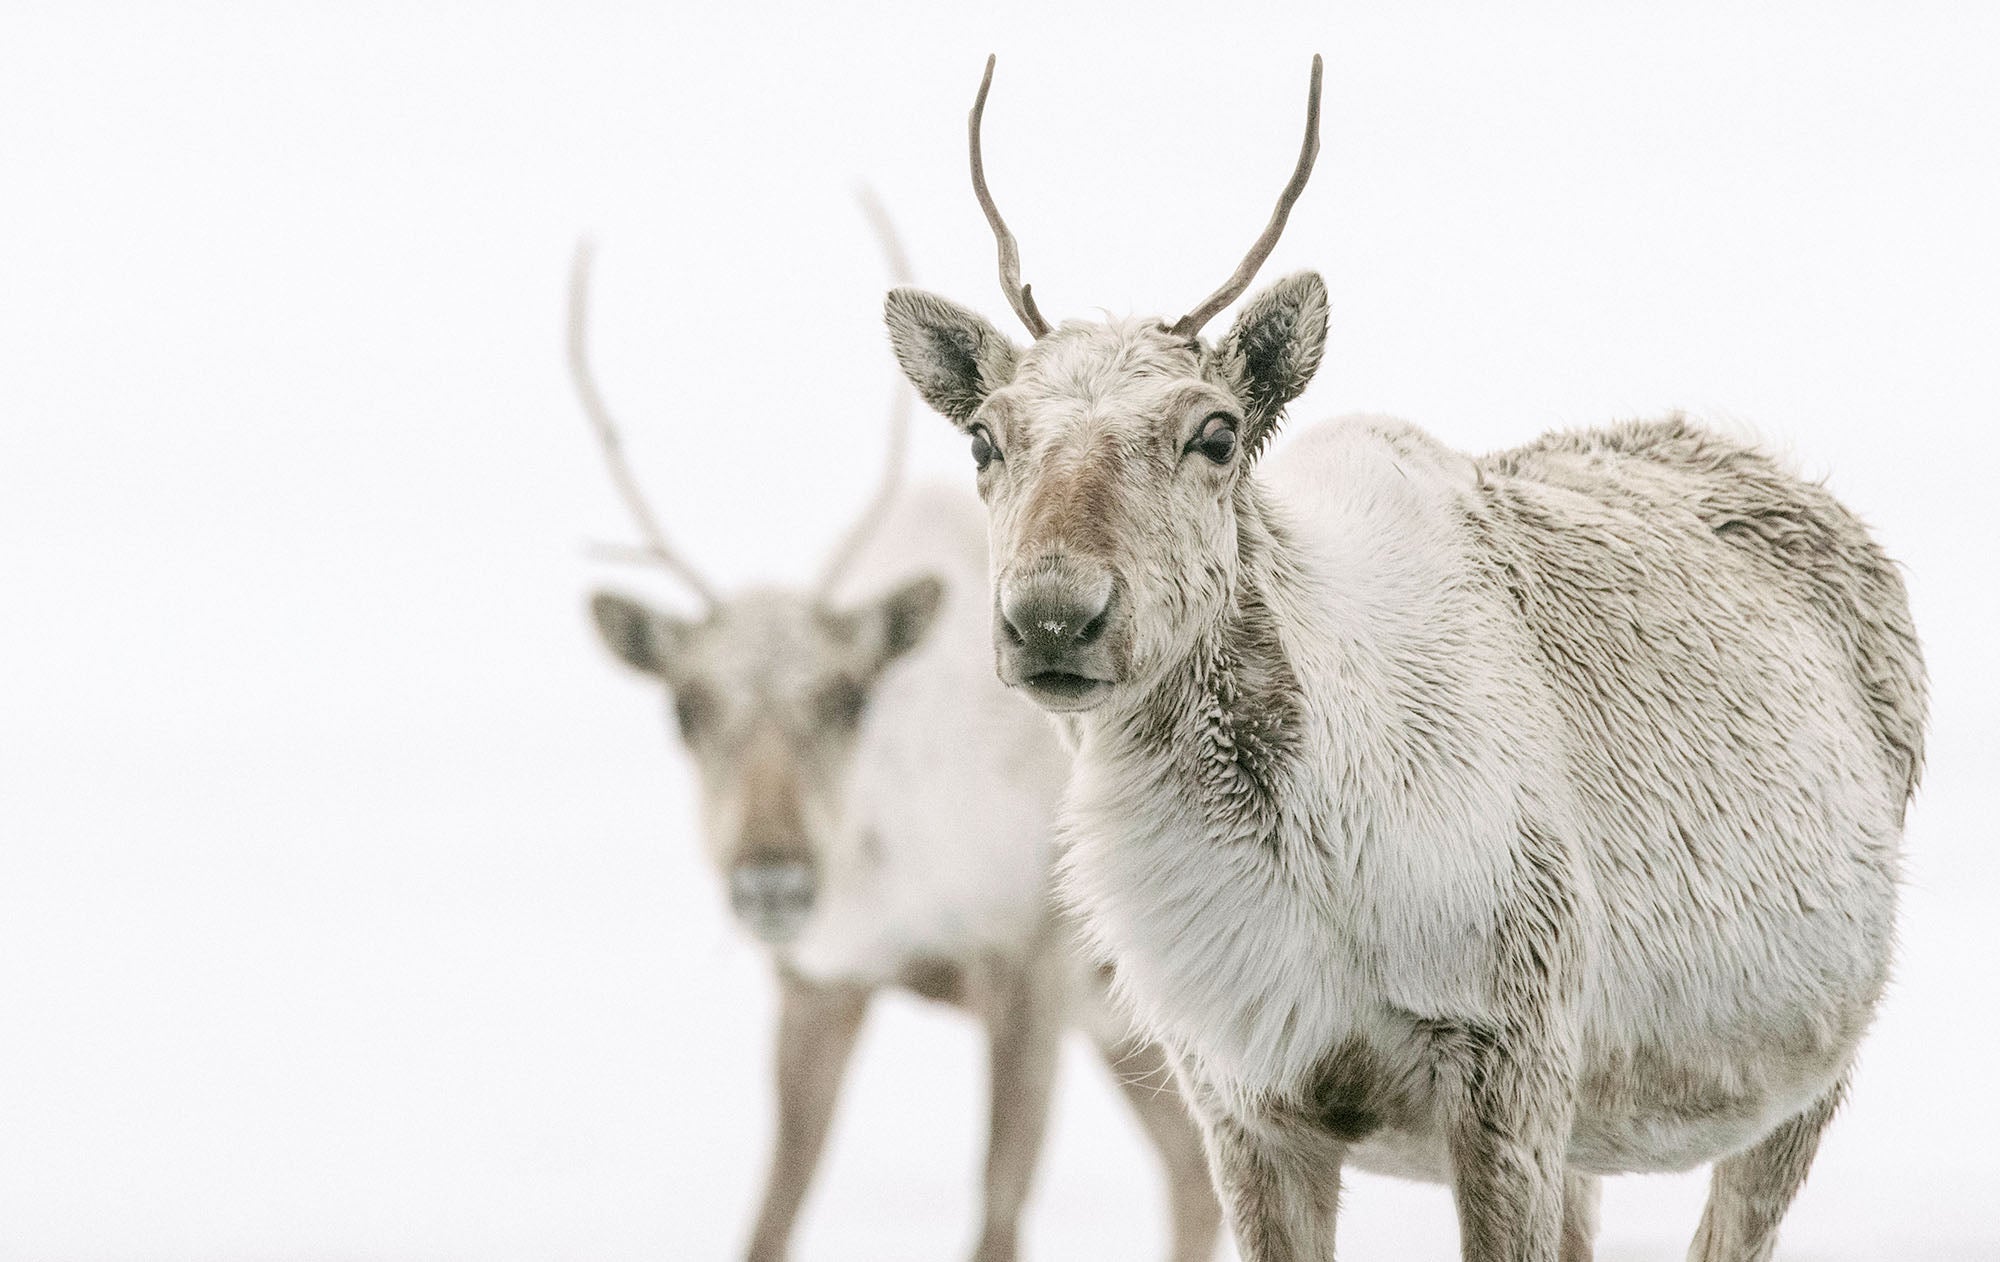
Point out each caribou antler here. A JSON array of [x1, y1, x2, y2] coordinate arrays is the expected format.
[[567, 240, 720, 607], [1169, 54, 1324, 339], [816, 189, 918, 597], [970, 55, 1052, 338]]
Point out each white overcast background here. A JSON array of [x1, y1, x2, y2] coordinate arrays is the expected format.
[[3, 3, 1996, 1260]]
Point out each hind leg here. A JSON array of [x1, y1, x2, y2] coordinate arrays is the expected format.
[[1686, 1080, 1845, 1262]]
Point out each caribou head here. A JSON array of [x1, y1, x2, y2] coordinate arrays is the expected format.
[[579, 205, 943, 945], [884, 56, 1328, 715]]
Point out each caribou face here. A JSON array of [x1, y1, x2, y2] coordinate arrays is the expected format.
[[591, 583, 943, 942], [882, 54, 1329, 714], [888, 292, 1328, 716], [570, 201, 939, 947], [886, 291, 1326, 714]]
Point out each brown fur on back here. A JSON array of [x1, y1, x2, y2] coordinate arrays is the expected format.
[[1482, 414, 1927, 801]]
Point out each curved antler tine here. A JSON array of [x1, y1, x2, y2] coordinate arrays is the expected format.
[[567, 239, 720, 608], [1170, 54, 1324, 340], [817, 191, 917, 598], [970, 54, 1052, 338]]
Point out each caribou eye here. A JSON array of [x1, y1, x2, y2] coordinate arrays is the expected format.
[[673, 683, 717, 741], [969, 423, 1000, 471], [816, 677, 868, 732], [1191, 413, 1238, 465]]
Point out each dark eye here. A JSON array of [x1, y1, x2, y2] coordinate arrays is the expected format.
[[673, 683, 716, 741], [969, 423, 1000, 471], [1190, 413, 1238, 465], [816, 677, 868, 732]]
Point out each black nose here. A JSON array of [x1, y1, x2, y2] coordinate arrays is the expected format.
[[729, 858, 816, 942], [1001, 574, 1114, 656]]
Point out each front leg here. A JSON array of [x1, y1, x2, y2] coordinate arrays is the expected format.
[[1182, 1071, 1344, 1262], [1442, 1023, 1576, 1262], [744, 969, 872, 1262], [971, 938, 1067, 1262], [1200, 1104, 1344, 1262], [1437, 818, 1587, 1262]]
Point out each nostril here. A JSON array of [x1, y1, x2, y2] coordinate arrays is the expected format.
[[1076, 603, 1110, 646]]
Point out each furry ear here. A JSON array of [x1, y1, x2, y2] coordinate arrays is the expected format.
[[856, 573, 947, 670], [1212, 272, 1328, 454], [590, 591, 691, 677], [883, 288, 1020, 425]]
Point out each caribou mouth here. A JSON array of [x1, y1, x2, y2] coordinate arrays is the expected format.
[[1021, 671, 1113, 710]]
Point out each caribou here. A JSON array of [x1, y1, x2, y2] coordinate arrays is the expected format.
[[571, 205, 1222, 1262], [882, 56, 1927, 1262]]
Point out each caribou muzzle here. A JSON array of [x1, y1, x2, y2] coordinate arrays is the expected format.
[[996, 558, 1122, 712], [729, 854, 818, 944]]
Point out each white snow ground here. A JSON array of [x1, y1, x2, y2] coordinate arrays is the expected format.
[[2, 4, 1996, 1259]]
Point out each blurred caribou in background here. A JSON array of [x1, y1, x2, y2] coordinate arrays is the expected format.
[[571, 202, 1222, 1262]]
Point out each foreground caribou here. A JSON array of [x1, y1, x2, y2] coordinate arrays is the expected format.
[[883, 56, 1926, 1262], [570, 213, 1221, 1262]]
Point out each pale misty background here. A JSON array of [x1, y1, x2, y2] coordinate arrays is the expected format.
[[3, 3, 1996, 1260]]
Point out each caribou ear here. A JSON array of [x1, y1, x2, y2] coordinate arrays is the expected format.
[[590, 591, 692, 677], [884, 288, 1020, 426], [857, 573, 947, 670], [1213, 271, 1328, 453]]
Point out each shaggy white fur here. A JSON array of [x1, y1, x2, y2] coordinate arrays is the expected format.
[[886, 273, 1925, 1262]]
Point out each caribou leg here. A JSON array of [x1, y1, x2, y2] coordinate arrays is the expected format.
[[1561, 1169, 1601, 1262], [1686, 1078, 1844, 1262], [1096, 1031, 1225, 1262], [744, 969, 871, 1262], [1198, 1105, 1344, 1262], [1442, 1027, 1576, 1262], [970, 939, 1067, 1262]]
